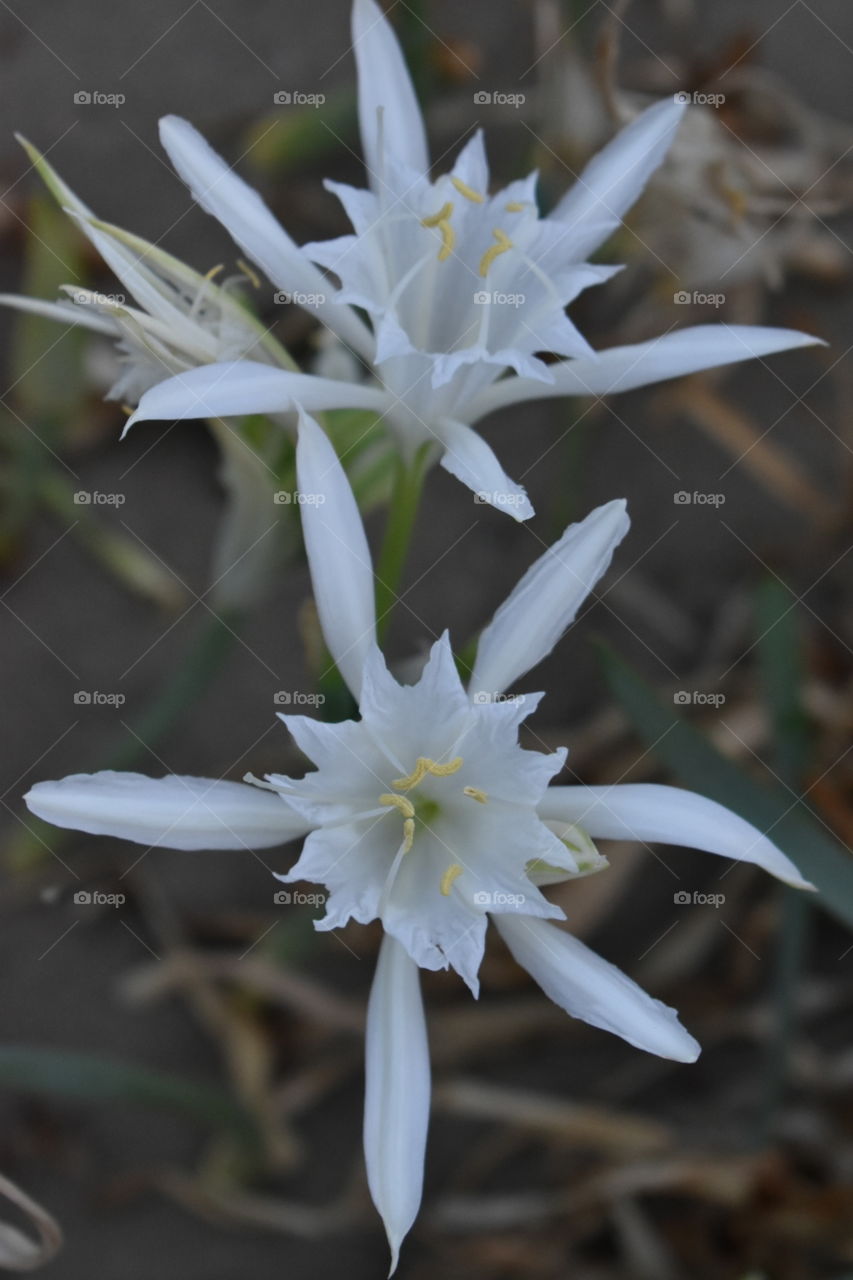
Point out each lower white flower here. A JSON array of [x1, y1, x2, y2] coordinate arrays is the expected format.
[[23, 409, 813, 1270]]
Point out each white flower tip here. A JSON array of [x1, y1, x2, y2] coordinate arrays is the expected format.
[[385, 1236, 402, 1277]]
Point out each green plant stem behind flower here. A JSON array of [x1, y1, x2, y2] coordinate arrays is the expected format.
[[375, 445, 430, 642]]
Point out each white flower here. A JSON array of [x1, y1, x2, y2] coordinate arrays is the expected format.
[[24, 406, 812, 1269], [0, 139, 293, 405], [120, 0, 821, 519]]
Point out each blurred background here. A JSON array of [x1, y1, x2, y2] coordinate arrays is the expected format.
[[1, 0, 853, 1276]]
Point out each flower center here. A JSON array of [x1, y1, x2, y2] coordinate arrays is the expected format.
[[377, 755, 488, 897]]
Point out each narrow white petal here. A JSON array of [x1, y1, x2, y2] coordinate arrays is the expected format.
[[124, 361, 391, 434], [296, 409, 376, 700], [158, 115, 374, 358], [439, 418, 533, 522], [495, 914, 700, 1061], [0, 293, 119, 337], [352, 0, 429, 187], [538, 784, 814, 889], [470, 500, 629, 697], [364, 934, 430, 1274], [549, 98, 686, 258], [24, 772, 308, 851], [467, 325, 825, 421]]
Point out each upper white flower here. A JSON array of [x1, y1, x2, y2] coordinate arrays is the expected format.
[[25, 406, 812, 1269], [120, 0, 822, 519], [0, 139, 292, 405]]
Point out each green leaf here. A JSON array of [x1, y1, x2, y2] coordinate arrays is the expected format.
[[597, 641, 853, 930], [0, 1046, 257, 1144]]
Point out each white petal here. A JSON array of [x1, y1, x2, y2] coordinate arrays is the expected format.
[[159, 115, 374, 358], [538, 784, 814, 889], [0, 293, 119, 337], [124, 361, 390, 434], [364, 934, 430, 1274], [495, 914, 700, 1062], [438, 418, 533, 522], [468, 325, 826, 421], [352, 0, 429, 188], [549, 98, 686, 258], [470, 499, 629, 697], [24, 772, 308, 851], [296, 409, 377, 700]]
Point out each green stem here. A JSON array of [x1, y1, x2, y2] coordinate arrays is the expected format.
[[375, 448, 429, 641]]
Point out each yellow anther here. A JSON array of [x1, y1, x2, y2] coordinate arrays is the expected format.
[[392, 756, 464, 792], [203, 263, 224, 282], [505, 201, 526, 213], [451, 176, 484, 203], [421, 201, 454, 228], [440, 863, 463, 896], [478, 228, 513, 278], [236, 258, 261, 288], [402, 818, 415, 853], [379, 793, 416, 819], [463, 786, 488, 804], [421, 201, 456, 261]]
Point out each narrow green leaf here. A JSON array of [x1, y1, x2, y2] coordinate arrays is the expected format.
[[0, 1046, 257, 1143], [597, 641, 853, 930]]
